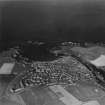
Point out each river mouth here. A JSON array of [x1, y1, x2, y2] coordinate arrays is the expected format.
[[0, 41, 65, 62], [18, 42, 64, 62], [0, 41, 105, 62]]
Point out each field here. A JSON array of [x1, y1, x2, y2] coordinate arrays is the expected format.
[[0, 45, 105, 105]]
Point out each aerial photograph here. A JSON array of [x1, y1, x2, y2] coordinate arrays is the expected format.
[[0, 0, 105, 105]]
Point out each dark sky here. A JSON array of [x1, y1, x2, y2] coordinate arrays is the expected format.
[[1, 0, 105, 43]]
